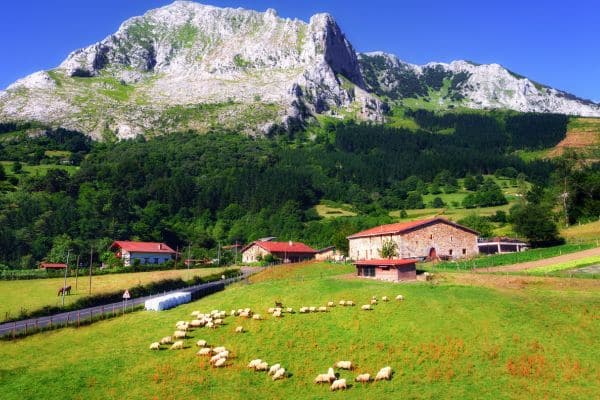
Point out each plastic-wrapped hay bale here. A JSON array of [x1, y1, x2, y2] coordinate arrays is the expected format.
[[145, 292, 192, 311]]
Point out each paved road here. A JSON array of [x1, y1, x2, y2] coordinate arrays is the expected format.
[[0, 269, 258, 338], [477, 247, 600, 273]]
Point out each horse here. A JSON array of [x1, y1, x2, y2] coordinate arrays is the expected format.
[[57, 285, 72, 296]]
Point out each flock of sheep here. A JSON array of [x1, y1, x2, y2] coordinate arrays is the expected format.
[[148, 293, 405, 391]]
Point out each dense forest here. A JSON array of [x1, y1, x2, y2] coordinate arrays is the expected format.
[[0, 111, 597, 268]]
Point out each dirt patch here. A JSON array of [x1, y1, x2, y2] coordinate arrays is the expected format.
[[480, 247, 600, 273], [549, 117, 600, 158], [443, 272, 600, 292]]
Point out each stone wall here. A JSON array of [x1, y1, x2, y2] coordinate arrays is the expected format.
[[348, 220, 478, 261], [241, 244, 270, 263]]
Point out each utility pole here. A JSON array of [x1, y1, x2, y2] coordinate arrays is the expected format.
[[89, 247, 93, 295], [235, 241, 238, 265], [187, 244, 191, 280], [217, 241, 221, 266], [562, 176, 569, 227], [75, 254, 80, 292], [62, 250, 70, 307]]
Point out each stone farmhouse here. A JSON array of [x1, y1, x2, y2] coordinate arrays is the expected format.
[[110, 241, 177, 267], [241, 240, 316, 263], [347, 218, 479, 281]]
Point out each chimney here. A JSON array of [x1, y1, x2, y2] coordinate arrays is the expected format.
[[159, 243, 163, 250], [289, 240, 293, 246]]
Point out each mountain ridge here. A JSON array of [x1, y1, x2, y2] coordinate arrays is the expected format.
[[1, 1, 598, 138]]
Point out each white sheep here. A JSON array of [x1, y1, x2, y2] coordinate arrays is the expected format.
[[335, 360, 353, 370], [149, 342, 160, 350], [206, 321, 215, 329], [239, 311, 251, 318], [272, 367, 286, 381], [339, 300, 346, 306], [370, 299, 378, 305], [213, 346, 227, 354], [361, 304, 373, 311], [191, 311, 200, 317], [268, 363, 281, 376], [213, 358, 226, 368], [273, 310, 282, 318], [252, 314, 262, 320], [173, 330, 186, 339], [318, 306, 328, 312], [330, 378, 347, 391], [299, 307, 309, 313], [346, 300, 355, 306], [355, 373, 371, 382], [247, 359, 262, 369], [197, 348, 212, 356], [327, 301, 335, 307], [382, 296, 389, 302], [375, 366, 392, 381], [314, 368, 336, 384], [395, 295, 404, 301], [309, 306, 316, 312], [255, 361, 269, 371], [170, 340, 184, 350], [235, 326, 244, 333], [286, 307, 294, 313], [196, 339, 208, 347], [210, 354, 224, 364], [214, 318, 224, 325], [217, 350, 230, 359], [267, 307, 275, 314], [230, 309, 237, 316], [190, 319, 203, 327], [159, 336, 173, 345]]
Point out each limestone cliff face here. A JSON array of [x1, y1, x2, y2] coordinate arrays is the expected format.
[[0, 1, 597, 139]]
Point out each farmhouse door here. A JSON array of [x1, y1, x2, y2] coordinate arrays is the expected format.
[[428, 248, 437, 260]]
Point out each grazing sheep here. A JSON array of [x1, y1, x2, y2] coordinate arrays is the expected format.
[[335, 361, 353, 370], [339, 300, 346, 306], [355, 373, 371, 383], [217, 350, 230, 359], [239, 311, 251, 318], [175, 320, 185, 327], [330, 379, 347, 391], [190, 319, 203, 327], [272, 368, 286, 381], [309, 306, 316, 312], [273, 310, 282, 318], [191, 311, 200, 317], [213, 358, 226, 367], [255, 361, 269, 371], [196, 339, 208, 347], [149, 342, 160, 350], [206, 321, 215, 329], [247, 359, 263, 369], [235, 326, 244, 333], [267, 307, 275, 314], [213, 346, 227, 354], [170, 340, 184, 350], [197, 348, 212, 356], [173, 330, 186, 339], [327, 301, 335, 307], [361, 304, 373, 311], [318, 306, 328, 312], [252, 314, 262, 320], [314, 368, 336, 384], [299, 307, 309, 313], [375, 366, 392, 381], [244, 308, 251, 313], [214, 318, 224, 325], [210, 354, 226, 364], [230, 310, 237, 316], [346, 300, 355, 306], [370, 299, 378, 305], [286, 307, 294, 313], [382, 296, 389, 302], [395, 295, 404, 301], [372, 295, 378, 300], [159, 336, 173, 345], [268, 363, 281, 376]]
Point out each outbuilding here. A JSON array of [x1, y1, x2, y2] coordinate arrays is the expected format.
[[39, 262, 67, 270], [241, 240, 316, 263], [355, 259, 417, 282]]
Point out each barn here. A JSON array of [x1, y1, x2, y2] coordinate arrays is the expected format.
[[347, 217, 479, 262], [110, 241, 176, 267], [355, 259, 417, 281], [241, 241, 316, 263]]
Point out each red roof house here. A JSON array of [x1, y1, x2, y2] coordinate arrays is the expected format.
[[241, 241, 316, 264], [39, 262, 67, 270], [110, 241, 176, 267]]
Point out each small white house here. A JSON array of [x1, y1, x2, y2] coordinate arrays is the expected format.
[[111, 241, 176, 266]]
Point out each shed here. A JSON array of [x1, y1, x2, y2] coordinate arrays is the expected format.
[[354, 259, 417, 282]]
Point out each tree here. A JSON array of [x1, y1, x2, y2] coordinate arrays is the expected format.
[[509, 204, 563, 247], [379, 239, 398, 259], [12, 161, 22, 174], [0, 163, 5, 181], [463, 175, 478, 191], [458, 214, 494, 238], [431, 197, 445, 208], [405, 192, 425, 209]]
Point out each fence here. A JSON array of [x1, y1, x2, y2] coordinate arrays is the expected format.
[[0, 274, 244, 340]]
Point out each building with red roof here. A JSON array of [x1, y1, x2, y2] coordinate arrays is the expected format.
[[110, 241, 176, 267], [39, 262, 67, 270], [241, 240, 316, 264], [347, 217, 479, 281]]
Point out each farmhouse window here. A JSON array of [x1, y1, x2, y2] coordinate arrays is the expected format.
[[154, 258, 159, 264], [462, 248, 466, 255], [430, 234, 433, 239], [449, 249, 453, 256], [144, 258, 149, 264], [364, 267, 375, 277]]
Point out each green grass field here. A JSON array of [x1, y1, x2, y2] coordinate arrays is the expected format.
[[0, 161, 79, 177], [0, 262, 598, 399], [0, 267, 230, 320], [561, 220, 600, 242]]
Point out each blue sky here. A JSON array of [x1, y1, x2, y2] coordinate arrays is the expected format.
[[2, 0, 599, 101]]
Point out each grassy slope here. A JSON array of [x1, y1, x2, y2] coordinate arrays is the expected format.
[[0, 267, 230, 319], [561, 220, 600, 242], [0, 161, 79, 177], [0, 262, 598, 399]]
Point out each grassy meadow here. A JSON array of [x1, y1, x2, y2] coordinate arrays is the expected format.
[[0, 267, 230, 320], [0, 262, 598, 399]]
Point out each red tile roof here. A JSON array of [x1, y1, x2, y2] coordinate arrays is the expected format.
[[252, 241, 316, 254], [347, 217, 478, 239], [39, 263, 67, 269], [111, 241, 176, 254], [354, 259, 417, 266]]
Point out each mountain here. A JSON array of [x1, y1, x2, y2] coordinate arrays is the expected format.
[[0, 1, 599, 138]]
